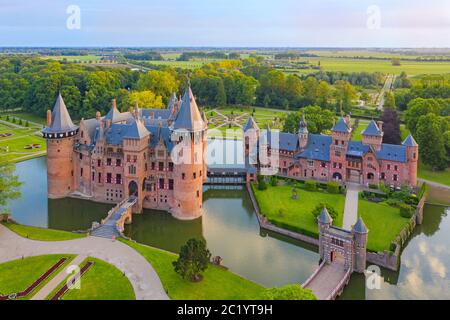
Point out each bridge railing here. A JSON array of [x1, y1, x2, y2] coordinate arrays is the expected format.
[[325, 267, 352, 300], [301, 260, 326, 289]]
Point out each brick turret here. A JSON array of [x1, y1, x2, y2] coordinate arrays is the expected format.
[[170, 86, 207, 220], [42, 93, 78, 198], [402, 134, 419, 187]]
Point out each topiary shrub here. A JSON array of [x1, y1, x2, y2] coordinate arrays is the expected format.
[[399, 203, 414, 218], [305, 180, 317, 191], [312, 203, 338, 221], [327, 181, 340, 194]]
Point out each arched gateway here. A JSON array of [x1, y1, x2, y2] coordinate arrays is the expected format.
[[128, 180, 138, 197]]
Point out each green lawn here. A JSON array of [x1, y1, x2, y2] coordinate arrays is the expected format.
[[2, 222, 86, 241], [52, 257, 135, 300], [0, 254, 75, 299], [418, 163, 450, 186], [7, 112, 46, 126], [358, 200, 410, 252], [120, 239, 265, 300], [252, 184, 346, 238]]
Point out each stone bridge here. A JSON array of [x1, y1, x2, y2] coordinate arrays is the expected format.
[[302, 207, 369, 300], [90, 197, 137, 239]]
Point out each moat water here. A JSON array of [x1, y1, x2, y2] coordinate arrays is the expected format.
[[8, 155, 450, 299]]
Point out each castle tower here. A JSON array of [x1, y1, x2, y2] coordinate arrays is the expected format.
[[42, 93, 78, 198], [352, 217, 368, 273], [243, 116, 260, 160], [330, 117, 352, 181], [298, 113, 308, 150], [317, 207, 332, 264], [170, 86, 207, 220], [402, 134, 419, 187], [361, 120, 383, 150]]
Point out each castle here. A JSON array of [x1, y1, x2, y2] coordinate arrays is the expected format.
[[43, 86, 208, 220], [244, 114, 418, 187]]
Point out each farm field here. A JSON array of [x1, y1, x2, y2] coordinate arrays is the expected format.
[[43, 55, 101, 62]]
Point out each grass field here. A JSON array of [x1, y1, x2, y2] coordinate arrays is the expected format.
[[0, 121, 46, 165], [279, 57, 450, 76], [0, 254, 75, 299], [418, 163, 450, 186], [8, 113, 46, 126], [252, 183, 345, 238], [43, 55, 101, 62], [52, 257, 135, 300], [358, 199, 410, 252], [2, 222, 86, 241], [146, 60, 207, 69], [121, 239, 265, 300]]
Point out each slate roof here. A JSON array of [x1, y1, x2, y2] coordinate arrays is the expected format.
[[362, 120, 382, 136], [296, 134, 332, 161], [124, 119, 150, 139], [243, 116, 259, 131], [43, 93, 78, 134], [172, 87, 204, 131], [81, 118, 100, 140], [375, 143, 407, 163], [318, 207, 332, 224], [347, 141, 370, 157], [353, 217, 368, 234], [147, 125, 175, 152], [105, 120, 149, 144], [402, 134, 418, 147], [332, 117, 350, 133], [141, 108, 172, 120], [104, 104, 122, 122]]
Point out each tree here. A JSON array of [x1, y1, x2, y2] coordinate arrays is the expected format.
[[334, 80, 357, 114], [127, 90, 164, 109], [383, 91, 396, 109], [0, 164, 22, 212], [282, 105, 334, 134], [381, 108, 401, 144], [415, 113, 448, 170], [404, 98, 442, 134], [173, 238, 211, 282], [312, 203, 338, 221], [261, 285, 316, 300], [316, 80, 332, 108], [391, 58, 401, 66], [136, 70, 179, 104]]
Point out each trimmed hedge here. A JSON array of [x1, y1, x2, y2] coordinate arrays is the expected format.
[[326, 181, 340, 194], [305, 180, 317, 191], [399, 203, 414, 218]]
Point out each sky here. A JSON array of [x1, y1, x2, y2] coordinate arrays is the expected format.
[[1, 0, 450, 47]]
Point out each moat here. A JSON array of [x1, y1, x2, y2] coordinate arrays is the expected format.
[[9, 155, 450, 299]]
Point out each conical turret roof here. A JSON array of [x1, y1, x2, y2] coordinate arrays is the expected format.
[[244, 116, 259, 132], [318, 207, 332, 224], [362, 120, 382, 136], [353, 217, 368, 234], [402, 134, 418, 147], [172, 86, 204, 131], [43, 93, 78, 134]]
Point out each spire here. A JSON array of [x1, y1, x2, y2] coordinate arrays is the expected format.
[[43, 93, 78, 134], [172, 86, 204, 131], [105, 98, 121, 123], [243, 116, 259, 132], [167, 92, 177, 111], [298, 113, 308, 134], [318, 206, 332, 224], [353, 217, 368, 234], [332, 117, 351, 133], [402, 134, 418, 147]]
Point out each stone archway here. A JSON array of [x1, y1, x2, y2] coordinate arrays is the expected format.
[[128, 180, 138, 197], [332, 172, 342, 180]]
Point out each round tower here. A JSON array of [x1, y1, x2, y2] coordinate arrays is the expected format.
[[352, 217, 368, 273], [317, 207, 332, 264], [171, 86, 207, 220], [402, 134, 419, 187], [42, 93, 78, 198]]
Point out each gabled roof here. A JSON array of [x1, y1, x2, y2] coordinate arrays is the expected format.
[[362, 120, 382, 136], [296, 134, 332, 161], [353, 217, 368, 234], [347, 141, 370, 158], [172, 87, 204, 131], [318, 207, 332, 224], [105, 103, 122, 123], [244, 116, 259, 132], [105, 119, 149, 144], [375, 143, 407, 163], [332, 117, 351, 133], [402, 134, 418, 147], [147, 125, 175, 152], [124, 119, 150, 139], [43, 93, 78, 134]]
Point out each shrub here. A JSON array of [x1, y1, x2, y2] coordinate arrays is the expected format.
[[25, 121, 29, 127], [368, 183, 378, 190], [386, 198, 404, 207], [257, 175, 267, 190], [312, 203, 338, 221], [327, 181, 340, 194], [399, 203, 414, 218], [305, 180, 317, 191], [269, 176, 278, 186], [261, 285, 316, 300]]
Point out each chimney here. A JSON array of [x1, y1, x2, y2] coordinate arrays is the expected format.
[[377, 121, 383, 133], [112, 99, 117, 109], [46, 110, 52, 127], [96, 111, 101, 121]]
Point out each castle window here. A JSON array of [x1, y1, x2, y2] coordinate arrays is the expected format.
[[98, 173, 101, 183], [169, 179, 174, 190], [116, 174, 122, 184], [116, 159, 121, 167], [169, 162, 174, 172], [413, 153, 416, 159], [339, 163, 342, 169], [133, 156, 137, 163], [321, 162, 326, 168], [145, 163, 148, 171], [307, 160, 314, 167], [79, 153, 83, 160], [182, 173, 185, 180], [107, 173, 112, 184], [151, 162, 155, 170], [97, 159, 101, 167], [81, 131, 84, 138], [159, 162, 164, 171], [335, 151, 341, 157], [197, 190, 200, 198], [71, 170, 74, 177], [80, 168, 83, 177], [129, 165, 136, 175], [199, 170, 202, 177], [127, 155, 131, 162], [335, 140, 338, 145], [381, 172, 385, 180], [387, 164, 391, 170], [159, 178, 164, 189], [193, 172, 196, 179], [107, 158, 112, 166], [394, 165, 398, 171], [393, 174, 398, 181], [341, 140, 344, 145], [92, 172, 95, 181]]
